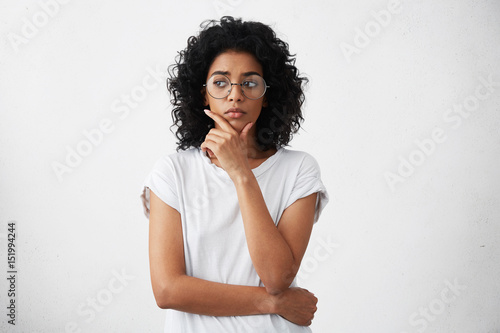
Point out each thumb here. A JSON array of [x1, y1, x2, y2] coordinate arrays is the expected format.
[[240, 122, 254, 143]]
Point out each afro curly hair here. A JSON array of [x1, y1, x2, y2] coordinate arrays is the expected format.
[[167, 16, 308, 151]]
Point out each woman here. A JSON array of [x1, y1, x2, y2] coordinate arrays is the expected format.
[[141, 16, 329, 332]]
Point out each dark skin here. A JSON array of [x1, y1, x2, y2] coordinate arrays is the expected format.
[[148, 50, 318, 326]]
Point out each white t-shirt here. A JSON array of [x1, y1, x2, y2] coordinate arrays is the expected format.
[[142, 147, 329, 333]]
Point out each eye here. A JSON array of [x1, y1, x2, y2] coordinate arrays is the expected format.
[[213, 80, 228, 88], [242, 80, 258, 88]]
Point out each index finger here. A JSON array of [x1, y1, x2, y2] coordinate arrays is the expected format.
[[204, 109, 234, 133]]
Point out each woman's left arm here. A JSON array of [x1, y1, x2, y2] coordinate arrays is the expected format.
[[235, 176, 317, 295], [201, 110, 317, 295]]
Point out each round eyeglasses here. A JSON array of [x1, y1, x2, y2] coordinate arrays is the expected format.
[[203, 74, 270, 100]]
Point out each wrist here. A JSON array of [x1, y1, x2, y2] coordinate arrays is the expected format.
[[262, 291, 281, 315], [230, 168, 255, 186]]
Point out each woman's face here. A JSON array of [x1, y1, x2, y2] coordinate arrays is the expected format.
[[204, 50, 267, 134]]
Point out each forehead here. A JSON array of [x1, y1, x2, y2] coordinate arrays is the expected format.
[[207, 50, 263, 78]]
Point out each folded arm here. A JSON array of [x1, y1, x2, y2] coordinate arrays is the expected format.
[[148, 190, 317, 325], [233, 175, 317, 294]]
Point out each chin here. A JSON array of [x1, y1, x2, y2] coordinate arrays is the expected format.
[[227, 119, 245, 131]]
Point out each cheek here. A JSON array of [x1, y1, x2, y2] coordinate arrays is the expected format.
[[205, 98, 225, 112], [250, 103, 264, 119]]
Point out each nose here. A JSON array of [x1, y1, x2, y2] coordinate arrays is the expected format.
[[228, 83, 245, 101]]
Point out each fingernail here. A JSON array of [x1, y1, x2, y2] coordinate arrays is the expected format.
[[204, 109, 211, 114]]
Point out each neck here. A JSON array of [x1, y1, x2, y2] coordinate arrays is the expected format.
[[245, 134, 277, 159]]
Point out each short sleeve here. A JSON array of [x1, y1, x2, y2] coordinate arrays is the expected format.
[[141, 155, 180, 219], [284, 153, 329, 223]]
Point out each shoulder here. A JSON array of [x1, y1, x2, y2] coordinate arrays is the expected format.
[[157, 147, 200, 164], [150, 148, 200, 173], [278, 148, 322, 174], [167, 147, 200, 163], [279, 148, 316, 161]]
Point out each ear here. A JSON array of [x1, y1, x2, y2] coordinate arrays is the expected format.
[[201, 87, 209, 106], [262, 96, 268, 108]]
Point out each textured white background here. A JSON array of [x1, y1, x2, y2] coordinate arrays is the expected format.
[[1, 0, 499, 332]]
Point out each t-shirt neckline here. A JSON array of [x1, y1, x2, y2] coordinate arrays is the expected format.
[[198, 147, 284, 180]]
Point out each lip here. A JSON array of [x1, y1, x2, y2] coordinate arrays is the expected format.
[[225, 108, 246, 119]]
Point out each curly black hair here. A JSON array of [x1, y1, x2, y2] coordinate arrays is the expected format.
[[167, 16, 308, 151]]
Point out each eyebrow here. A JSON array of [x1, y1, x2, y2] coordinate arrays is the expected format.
[[210, 70, 262, 77]]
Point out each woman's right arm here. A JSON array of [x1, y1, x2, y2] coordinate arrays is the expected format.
[[148, 190, 317, 326]]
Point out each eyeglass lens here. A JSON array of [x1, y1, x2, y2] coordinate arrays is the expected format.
[[206, 74, 266, 100]]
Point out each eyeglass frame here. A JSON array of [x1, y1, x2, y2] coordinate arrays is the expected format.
[[203, 73, 270, 100]]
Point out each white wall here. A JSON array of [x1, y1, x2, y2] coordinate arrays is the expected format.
[[1, 0, 499, 332]]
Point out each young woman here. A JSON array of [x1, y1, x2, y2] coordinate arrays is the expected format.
[[141, 16, 329, 332]]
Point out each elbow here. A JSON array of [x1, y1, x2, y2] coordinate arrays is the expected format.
[[263, 274, 294, 296], [155, 297, 171, 310], [152, 274, 186, 309], [153, 284, 177, 309], [263, 267, 297, 295]]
